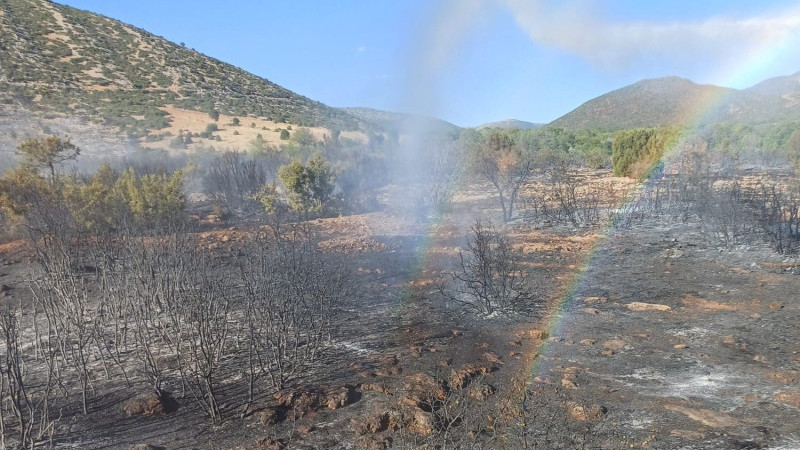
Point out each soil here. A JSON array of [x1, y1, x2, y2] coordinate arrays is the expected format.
[[1, 170, 799, 449]]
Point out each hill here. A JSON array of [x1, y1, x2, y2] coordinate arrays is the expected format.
[[550, 77, 735, 131], [477, 119, 544, 130], [550, 73, 800, 131], [343, 107, 462, 136], [0, 0, 361, 155]]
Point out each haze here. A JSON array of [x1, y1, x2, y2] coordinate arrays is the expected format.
[[59, 0, 800, 127]]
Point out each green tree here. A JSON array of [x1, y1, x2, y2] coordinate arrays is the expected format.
[[115, 168, 186, 227], [231, 117, 240, 127], [16, 135, 80, 182], [612, 127, 679, 178], [788, 129, 800, 173], [278, 155, 336, 214], [63, 163, 122, 233], [208, 109, 220, 121], [0, 166, 53, 216], [280, 129, 290, 140]]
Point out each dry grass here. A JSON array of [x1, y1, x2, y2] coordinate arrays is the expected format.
[[141, 106, 368, 153]]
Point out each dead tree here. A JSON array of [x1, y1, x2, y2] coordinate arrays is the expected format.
[[237, 221, 347, 394], [441, 220, 535, 316], [0, 306, 57, 449]]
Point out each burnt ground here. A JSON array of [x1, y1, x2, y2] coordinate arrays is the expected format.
[[0, 173, 799, 449], [540, 218, 800, 449]]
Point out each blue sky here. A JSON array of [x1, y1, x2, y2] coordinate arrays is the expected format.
[[59, 1, 800, 127]]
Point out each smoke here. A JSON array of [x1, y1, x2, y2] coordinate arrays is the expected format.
[[502, 0, 800, 70]]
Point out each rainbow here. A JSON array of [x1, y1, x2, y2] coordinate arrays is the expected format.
[[397, 34, 800, 413]]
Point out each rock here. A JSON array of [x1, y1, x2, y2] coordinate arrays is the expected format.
[[352, 412, 389, 435], [467, 382, 496, 401], [581, 296, 607, 305], [296, 424, 314, 434], [361, 382, 391, 394], [520, 329, 547, 340], [259, 407, 284, 426], [273, 384, 360, 418], [122, 391, 167, 417], [129, 445, 166, 450], [582, 308, 600, 315], [665, 405, 738, 428], [561, 378, 578, 389], [408, 410, 435, 435], [449, 364, 493, 389], [579, 339, 597, 345], [325, 385, 358, 410], [602, 339, 627, 351], [403, 373, 447, 407], [674, 344, 688, 350], [483, 352, 503, 365], [682, 295, 735, 311], [256, 436, 285, 449], [775, 391, 800, 407], [567, 402, 607, 421], [627, 302, 672, 312]]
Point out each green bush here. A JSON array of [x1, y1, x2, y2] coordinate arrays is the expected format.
[[612, 127, 679, 178]]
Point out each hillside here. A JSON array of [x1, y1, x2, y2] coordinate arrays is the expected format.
[[550, 72, 800, 131], [477, 119, 544, 130], [0, 0, 361, 148], [550, 77, 736, 131], [343, 107, 462, 136]]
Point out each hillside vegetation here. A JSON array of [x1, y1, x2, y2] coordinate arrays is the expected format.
[[0, 0, 360, 140], [551, 74, 800, 131]]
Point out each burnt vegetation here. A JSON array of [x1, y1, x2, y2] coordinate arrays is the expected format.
[[0, 118, 799, 449]]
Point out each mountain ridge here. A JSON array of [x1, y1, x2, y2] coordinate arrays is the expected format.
[[549, 73, 800, 130]]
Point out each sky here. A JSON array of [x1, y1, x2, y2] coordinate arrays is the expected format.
[[59, 0, 800, 127]]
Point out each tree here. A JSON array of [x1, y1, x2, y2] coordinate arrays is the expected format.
[[280, 129, 290, 140], [612, 127, 679, 178], [16, 135, 80, 182], [788, 129, 800, 173], [440, 220, 534, 315], [208, 109, 220, 121], [231, 117, 240, 127], [278, 155, 336, 214], [470, 129, 531, 222]]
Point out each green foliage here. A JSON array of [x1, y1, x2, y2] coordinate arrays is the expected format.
[[16, 135, 80, 180], [291, 127, 316, 147], [0, 0, 361, 140], [280, 129, 290, 140], [612, 127, 680, 178], [253, 182, 280, 213], [169, 135, 186, 149], [205, 123, 219, 133], [115, 167, 186, 227], [231, 117, 240, 127], [277, 155, 336, 214], [0, 166, 55, 216]]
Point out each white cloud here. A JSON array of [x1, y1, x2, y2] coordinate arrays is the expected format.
[[501, 0, 800, 69]]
